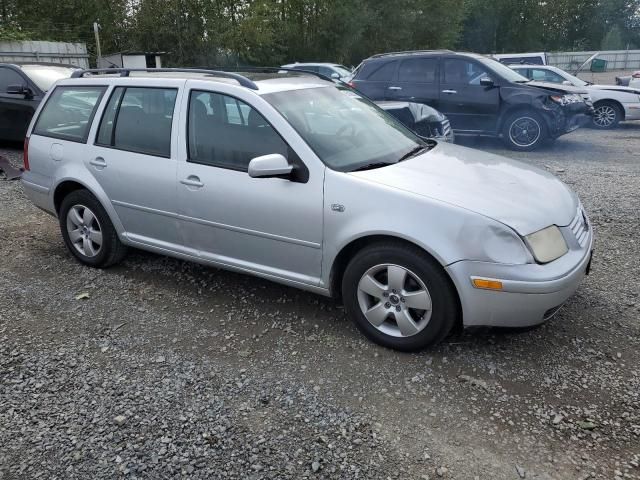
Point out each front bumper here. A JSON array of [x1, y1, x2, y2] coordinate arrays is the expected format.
[[622, 102, 640, 121], [543, 101, 593, 138], [446, 214, 594, 328]]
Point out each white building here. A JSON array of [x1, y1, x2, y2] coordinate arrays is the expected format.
[[99, 51, 165, 69]]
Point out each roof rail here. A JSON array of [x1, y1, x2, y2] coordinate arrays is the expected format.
[[70, 68, 259, 90], [218, 66, 339, 84], [370, 49, 454, 58]]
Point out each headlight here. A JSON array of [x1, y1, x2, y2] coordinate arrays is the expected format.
[[524, 226, 568, 263], [550, 94, 583, 106]]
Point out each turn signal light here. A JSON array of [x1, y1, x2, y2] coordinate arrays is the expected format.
[[472, 278, 503, 290]]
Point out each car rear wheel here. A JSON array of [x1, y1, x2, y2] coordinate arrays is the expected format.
[[342, 242, 458, 351], [59, 190, 127, 268], [592, 101, 621, 129], [502, 111, 547, 151]]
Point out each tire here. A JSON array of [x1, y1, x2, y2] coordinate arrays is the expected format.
[[592, 101, 622, 129], [59, 190, 127, 268], [341, 241, 458, 352], [502, 110, 547, 151]]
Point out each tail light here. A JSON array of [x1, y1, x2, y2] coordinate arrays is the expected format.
[[632, 71, 640, 79], [23, 136, 30, 171]]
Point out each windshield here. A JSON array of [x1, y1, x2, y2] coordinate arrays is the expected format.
[[264, 86, 424, 172], [21, 65, 77, 91], [333, 66, 352, 77], [558, 70, 589, 87], [478, 57, 530, 83]]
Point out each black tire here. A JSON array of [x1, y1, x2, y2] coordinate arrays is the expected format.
[[341, 241, 459, 352], [591, 101, 622, 129], [59, 189, 127, 268], [502, 110, 548, 151]]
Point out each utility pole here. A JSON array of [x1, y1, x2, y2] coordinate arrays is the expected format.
[[93, 22, 102, 68]]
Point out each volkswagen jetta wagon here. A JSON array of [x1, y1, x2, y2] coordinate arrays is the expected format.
[[21, 68, 593, 351]]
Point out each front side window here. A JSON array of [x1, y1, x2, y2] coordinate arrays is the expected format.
[[531, 69, 564, 83], [361, 61, 397, 81], [33, 86, 106, 142], [443, 59, 491, 85], [398, 58, 437, 83], [264, 86, 423, 172], [188, 91, 287, 171], [96, 87, 177, 157], [0, 67, 25, 92]]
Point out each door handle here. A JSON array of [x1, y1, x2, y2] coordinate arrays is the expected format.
[[89, 157, 107, 169], [441, 89, 457, 94], [388, 86, 402, 91], [180, 176, 204, 188]]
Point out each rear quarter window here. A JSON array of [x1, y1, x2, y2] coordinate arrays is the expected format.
[[33, 86, 106, 143]]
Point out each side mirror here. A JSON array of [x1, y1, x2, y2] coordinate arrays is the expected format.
[[248, 154, 293, 179], [479, 77, 494, 87], [562, 80, 572, 86], [7, 84, 30, 96], [330, 72, 340, 79]]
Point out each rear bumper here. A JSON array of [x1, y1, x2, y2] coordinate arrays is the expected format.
[[21, 172, 55, 215], [447, 226, 593, 328]]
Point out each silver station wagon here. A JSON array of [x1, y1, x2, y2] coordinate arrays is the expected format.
[[21, 68, 593, 351]]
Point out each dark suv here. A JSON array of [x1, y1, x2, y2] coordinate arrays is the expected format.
[[0, 62, 78, 142], [351, 51, 593, 150]]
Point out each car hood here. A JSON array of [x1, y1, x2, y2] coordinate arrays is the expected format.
[[591, 84, 640, 95], [526, 81, 589, 95], [349, 143, 577, 236]]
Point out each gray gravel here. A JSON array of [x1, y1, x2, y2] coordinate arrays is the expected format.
[[1, 123, 639, 479]]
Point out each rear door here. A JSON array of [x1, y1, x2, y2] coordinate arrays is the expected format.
[[88, 82, 182, 249], [387, 57, 439, 108], [352, 60, 398, 100], [438, 57, 500, 133]]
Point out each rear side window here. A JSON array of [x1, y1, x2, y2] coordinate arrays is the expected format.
[[398, 58, 437, 83], [359, 61, 397, 81], [96, 87, 177, 157], [33, 86, 105, 142], [187, 90, 287, 171]]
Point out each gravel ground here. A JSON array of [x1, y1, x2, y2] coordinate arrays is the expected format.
[[1, 123, 639, 479]]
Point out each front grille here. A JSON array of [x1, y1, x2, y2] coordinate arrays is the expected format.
[[569, 207, 589, 248]]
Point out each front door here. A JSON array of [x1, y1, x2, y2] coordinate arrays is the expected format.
[[88, 84, 182, 249], [438, 58, 500, 133], [0, 67, 38, 141], [176, 88, 324, 285]]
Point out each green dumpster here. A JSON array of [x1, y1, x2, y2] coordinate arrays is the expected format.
[[590, 58, 607, 72]]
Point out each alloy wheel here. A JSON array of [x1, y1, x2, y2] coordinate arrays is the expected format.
[[593, 105, 616, 127], [356, 264, 432, 338], [509, 116, 541, 147], [66, 204, 103, 258]]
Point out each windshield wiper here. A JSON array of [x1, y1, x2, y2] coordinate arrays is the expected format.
[[397, 145, 428, 162], [349, 162, 394, 172]]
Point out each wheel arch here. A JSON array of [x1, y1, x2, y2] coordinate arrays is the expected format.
[[593, 98, 625, 121], [328, 234, 463, 329], [52, 178, 126, 238]]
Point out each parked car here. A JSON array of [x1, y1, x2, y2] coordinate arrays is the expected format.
[[280, 62, 352, 80], [0, 62, 78, 142], [615, 71, 640, 87], [350, 51, 592, 151], [22, 67, 593, 351], [511, 64, 640, 129], [375, 101, 454, 142]]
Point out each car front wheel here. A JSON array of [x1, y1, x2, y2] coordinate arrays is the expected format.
[[502, 111, 547, 151], [342, 242, 458, 351], [592, 101, 622, 129]]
